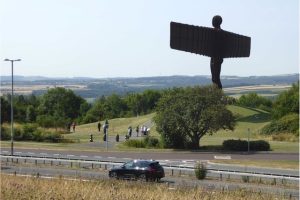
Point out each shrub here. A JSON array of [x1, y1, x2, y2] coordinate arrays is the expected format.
[[22, 123, 39, 140], [223, 139, 248, 151], [237, 93, 272, 109], [242, 176, 250, 183], [0, 126, 10, 140], [123, 139, 146, 148], [44, 132, 63, 143], [195, 162, 207, 180], [272, 133, 298, 142], [261, 113, 299, 136], [144, 136, 160, 148], [222, 139, 270, 151], [32, 130, 44, 142], [13, 128, 23, 141], [250, 140, 270, 151]]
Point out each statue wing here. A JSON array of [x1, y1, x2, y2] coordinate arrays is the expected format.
[[170, 21, 251, 58]]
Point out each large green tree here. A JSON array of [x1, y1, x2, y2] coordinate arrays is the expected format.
[[155, 85, 235, 149], [272, 82, 299, 119], [37, 87, 86, 128]]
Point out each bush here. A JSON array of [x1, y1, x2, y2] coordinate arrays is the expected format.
[[0, 124, 66, 143], [13, 128, 23, 141], [144, 136, 160, 148], [22, 123, 39, 140], [250, 140, 270, 151], [32, 130, 44, 142], [237, 93, 272, 109], [242, 176, 250, 183], [272, 133, 298, 142], [195, 162, 207, 180], [123, 137, 162, 148], [0, 126, 10, 140], [261, 114, 299, 136], [222, 139, 270, 151], [44, 132, 63, 143], [123, 139, 146, 148]]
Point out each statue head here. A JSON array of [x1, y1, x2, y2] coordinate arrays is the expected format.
[[212, 15, 222, 29]]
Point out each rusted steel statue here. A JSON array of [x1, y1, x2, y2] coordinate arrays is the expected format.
[[170, 15, 251, 89]]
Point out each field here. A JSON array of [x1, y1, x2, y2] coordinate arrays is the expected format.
[[65, 105, 299, 153], [223, 84, 291, 98], [0, 174, 288, 200], [1, 105, 298, 153]]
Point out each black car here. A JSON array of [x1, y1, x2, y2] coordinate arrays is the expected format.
[[109, 160, 165, 181]]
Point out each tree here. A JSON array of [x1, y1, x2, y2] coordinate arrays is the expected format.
[[37, 87, 86, 127], [26, 105, 36, 122], [124, 93, 144, 116], [237, 93, 272, 109], [0, 96, 10, 124], [154, 85, 235, 149], [272, 82, 299, 119]]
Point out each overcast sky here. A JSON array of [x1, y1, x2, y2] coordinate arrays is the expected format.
[[1, 0, 299, 78]]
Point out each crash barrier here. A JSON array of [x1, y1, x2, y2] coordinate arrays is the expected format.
[[1, 154, 299, 183]]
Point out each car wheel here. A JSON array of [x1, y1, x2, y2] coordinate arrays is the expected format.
[[138, 174, 147, 182], [110, 172, 118, 179]]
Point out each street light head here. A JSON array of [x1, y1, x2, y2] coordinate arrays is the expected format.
[[4, 58, 21, 62]]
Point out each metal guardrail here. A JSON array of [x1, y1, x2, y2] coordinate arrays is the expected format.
[[1, 154, 299, 181]]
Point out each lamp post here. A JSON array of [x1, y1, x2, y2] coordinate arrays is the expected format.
[[247, 128, 250, 154], [4, 58, 21, 156]]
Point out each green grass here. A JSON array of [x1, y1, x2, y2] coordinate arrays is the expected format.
[[63, 113, 155, 142], [199, 105, 299, 152], [1, 105, 298, 153]]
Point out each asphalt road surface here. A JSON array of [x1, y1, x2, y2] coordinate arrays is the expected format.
[[1, 147, 298, 161]]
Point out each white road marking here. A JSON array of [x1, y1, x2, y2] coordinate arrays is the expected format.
[[182, 160, 195, 163], [214, 155, 231, 160]]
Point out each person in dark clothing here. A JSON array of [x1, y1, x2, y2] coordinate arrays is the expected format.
[[136, 125, 139, 137], [97, 122, 101, 132]]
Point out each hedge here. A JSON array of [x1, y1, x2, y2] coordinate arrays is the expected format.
[[222, 139, 270, 151]]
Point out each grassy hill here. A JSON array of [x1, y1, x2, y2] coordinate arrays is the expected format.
[[66, 105, 298, 152], [64, 113, 155, 142]]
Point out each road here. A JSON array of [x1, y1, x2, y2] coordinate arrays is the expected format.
[[1, 147, 298, 161], [1, 148, 299, 177]]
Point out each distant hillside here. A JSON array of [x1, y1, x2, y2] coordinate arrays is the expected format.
[[0, 74, 298, 98]]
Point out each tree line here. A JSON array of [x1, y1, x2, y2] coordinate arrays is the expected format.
[[1, 87, 162, 129], [1, 82, 298, 148]]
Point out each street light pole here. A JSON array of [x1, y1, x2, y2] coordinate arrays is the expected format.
[[4, 58, 21, 156], [247, 128, 250, 154]]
